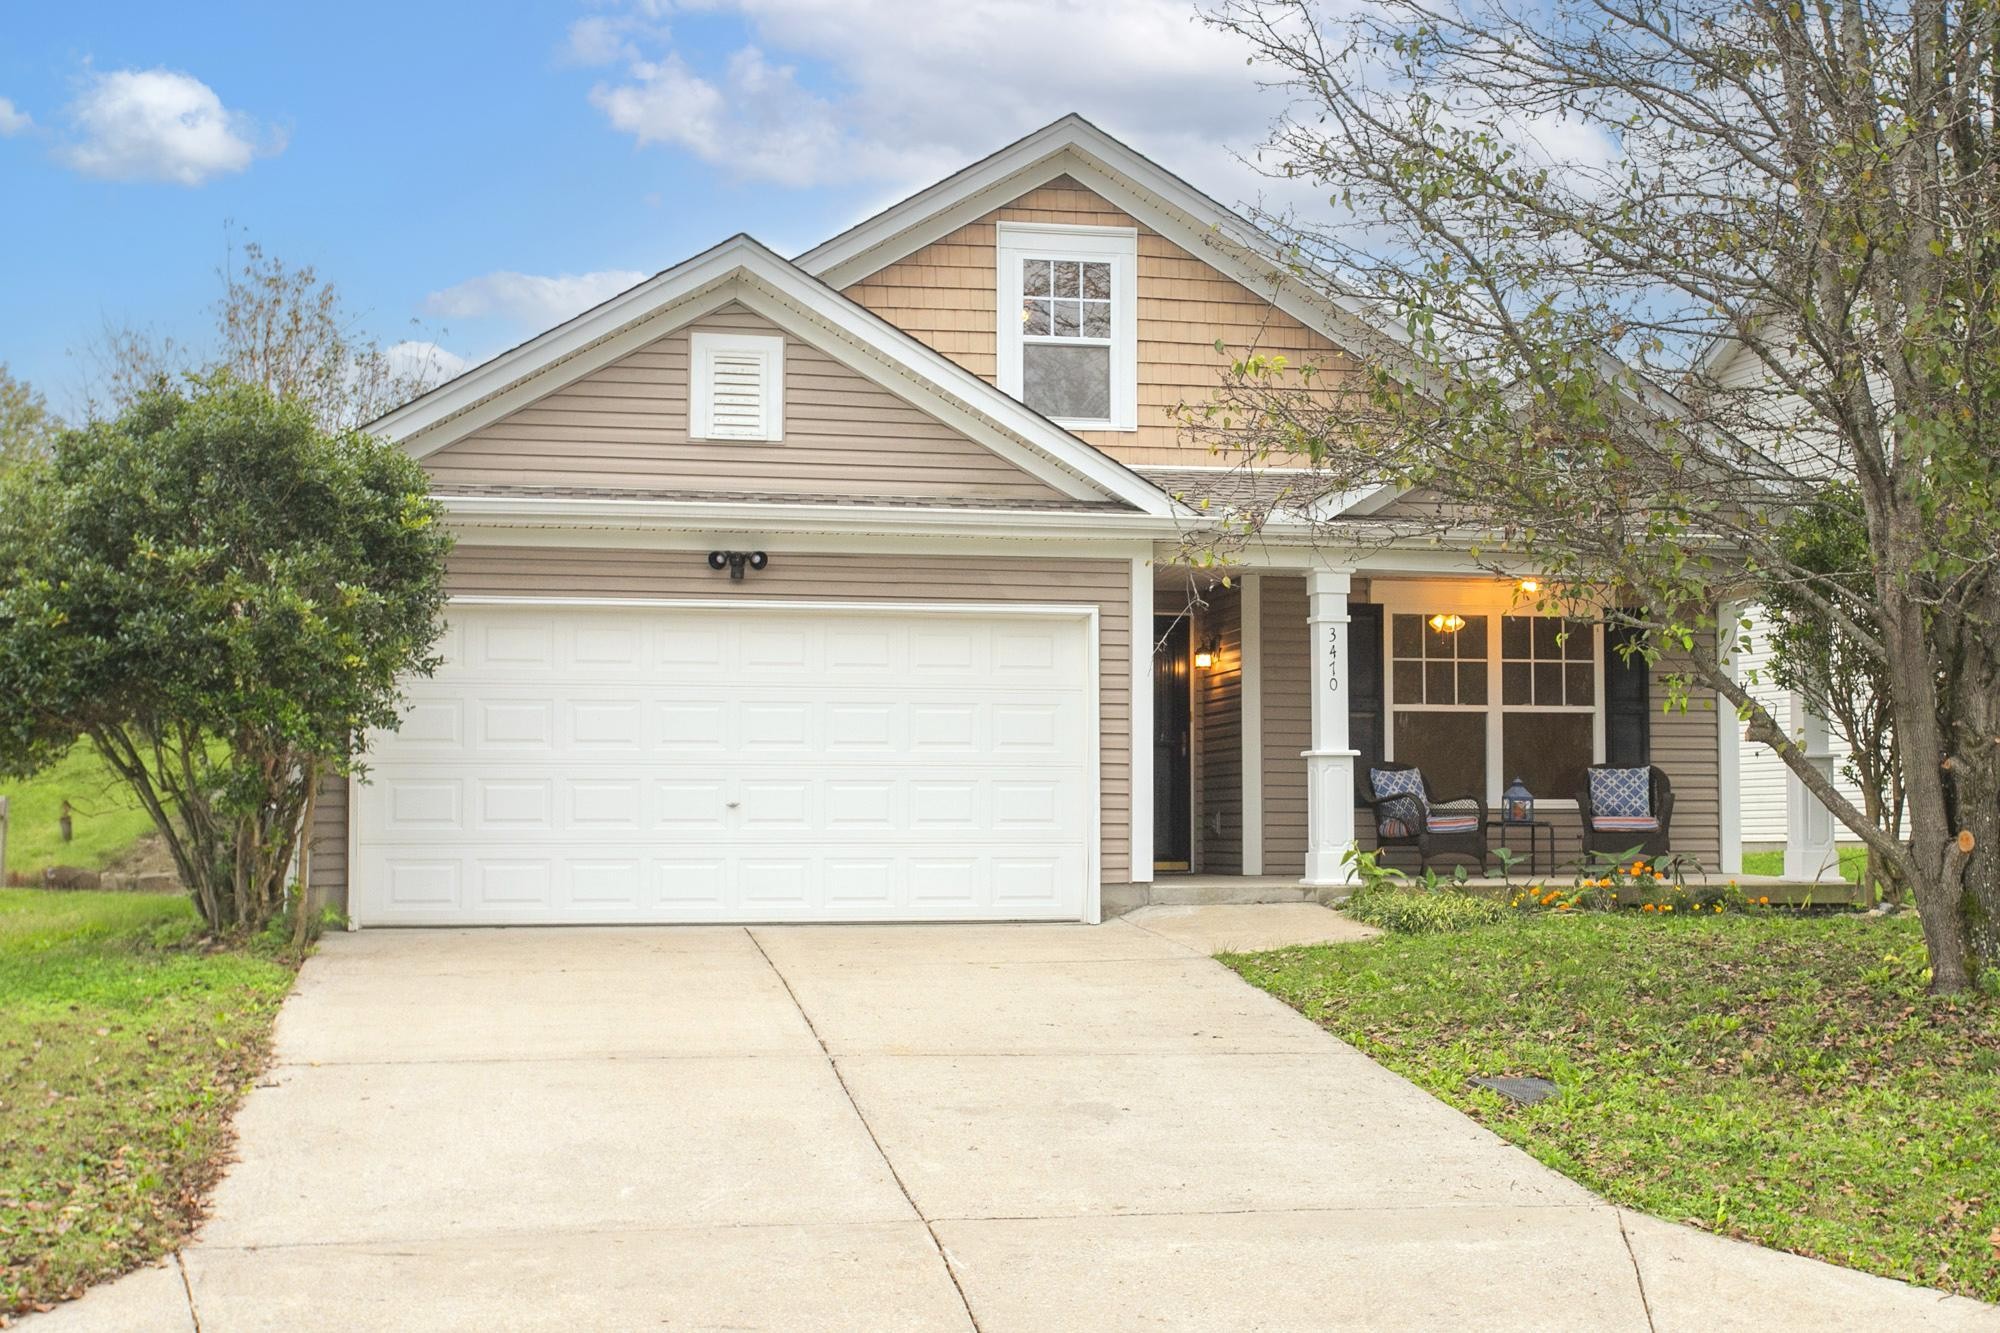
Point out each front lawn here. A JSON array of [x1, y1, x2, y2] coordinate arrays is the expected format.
[[1741, 846, 1868, 882], [1224, 913, 2000, 1303], [2, 745, 157, 878], [0, 890, 296, 1315]]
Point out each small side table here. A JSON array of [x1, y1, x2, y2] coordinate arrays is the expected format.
[[1488, 819, 1555, 878]]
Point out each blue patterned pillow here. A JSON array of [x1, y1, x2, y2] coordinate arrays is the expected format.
[[1371, 767, 1429, 835], [1589, 767, 1651, 818]]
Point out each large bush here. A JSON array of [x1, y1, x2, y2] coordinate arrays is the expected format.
[[0, 376, 451, 933]]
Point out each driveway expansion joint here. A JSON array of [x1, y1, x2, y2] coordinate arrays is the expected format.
[[746, 927, 984, 1332]]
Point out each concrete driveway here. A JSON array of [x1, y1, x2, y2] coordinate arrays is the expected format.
[[33, 905, 1998, 1332]]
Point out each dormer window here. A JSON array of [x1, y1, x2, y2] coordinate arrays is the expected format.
[[996, 222, 1137, 431], [690, 330, 785, 441]]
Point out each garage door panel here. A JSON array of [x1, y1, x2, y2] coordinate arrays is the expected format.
[[354, 605, 1095, 925]]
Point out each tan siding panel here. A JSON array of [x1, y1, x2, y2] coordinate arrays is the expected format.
[[1260, 576, 1310, 876], [842, 176, 1361, 467], [310, 549, 1133, 909], [423, 305, 1069, 503]]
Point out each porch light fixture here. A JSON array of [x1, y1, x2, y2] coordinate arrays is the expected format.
[[1194, 635, 1218, 669], [1518, 578, 1541, 595], [1427, 613, 1466, 634]]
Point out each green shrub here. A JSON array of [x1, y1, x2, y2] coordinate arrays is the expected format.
[[1345, 884, 1507, 934]]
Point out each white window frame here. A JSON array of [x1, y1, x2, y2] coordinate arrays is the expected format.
[[996, 221, 1138, 432], [689, 330, 785, 442], [1375, 580, 1605, 809]]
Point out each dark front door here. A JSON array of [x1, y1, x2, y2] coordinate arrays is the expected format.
[[1153, 615, 1193, 868]]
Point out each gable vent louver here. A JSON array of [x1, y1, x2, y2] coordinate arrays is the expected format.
[[707, 352, 769, 438], [691, 330, 785, 442]]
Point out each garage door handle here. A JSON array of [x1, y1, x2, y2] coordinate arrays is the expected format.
[[726, 801, 741, 809]]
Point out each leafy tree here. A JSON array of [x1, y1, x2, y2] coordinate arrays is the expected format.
[[0, 377, 451, 934], [1756, 494, 1903, 900], [1196, 0, 2000, 990], [0, 365, 56, 472]]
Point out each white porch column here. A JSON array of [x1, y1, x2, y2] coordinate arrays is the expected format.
[[1783, 691, 1840, 882], [1301, 566, 1359, 887]]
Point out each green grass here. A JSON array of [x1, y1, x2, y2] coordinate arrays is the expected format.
[[1742, 846, 1868, 882], [1223, 914, 2000, 1303], [2, 746, 158, 877], [0, 890, 296, 1314]]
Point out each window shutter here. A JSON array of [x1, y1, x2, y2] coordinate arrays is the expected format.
[[1348, 603, 1385, 799], [706, 350, 770, 439], [1604, 622, 1651, 765]]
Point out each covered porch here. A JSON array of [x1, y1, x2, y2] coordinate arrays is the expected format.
[[1126, 553, 1852, 908]]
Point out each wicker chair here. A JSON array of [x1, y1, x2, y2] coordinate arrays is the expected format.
[[1576, 764, 1675, 860], [1361, 762, 1489, 873]]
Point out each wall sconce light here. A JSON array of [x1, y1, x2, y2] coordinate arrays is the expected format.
[[1427, 613, 1466, 634], [1194, 635, 1218, 669], [707, 550, 768, 581], [1518, 578, 1541, 595]]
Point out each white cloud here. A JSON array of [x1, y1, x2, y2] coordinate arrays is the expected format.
[[62, 69, 278, 185], [423, 269, 651, 326], [384, 340, 471, 385], [0, 97, 31, 137], [576, 1, 1299, 206]]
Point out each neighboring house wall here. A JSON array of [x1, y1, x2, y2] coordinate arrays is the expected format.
[[422, 303, 1071, 503], [1735, 607, 1865, 846], [841, 176, 1357, 467], [308, 548, 1136, 909], [1196, 586, 1243, 874]]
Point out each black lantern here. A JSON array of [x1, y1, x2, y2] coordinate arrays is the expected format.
[[1503, 776, 1534, 824]]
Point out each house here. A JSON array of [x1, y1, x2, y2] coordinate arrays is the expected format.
[[306, 115, 1737, 927]]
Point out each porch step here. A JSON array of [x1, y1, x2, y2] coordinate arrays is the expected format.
[[1107, 876, 1337, 917]]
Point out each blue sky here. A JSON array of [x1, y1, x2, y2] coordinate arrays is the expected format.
[[0, 2, 1299, 416]]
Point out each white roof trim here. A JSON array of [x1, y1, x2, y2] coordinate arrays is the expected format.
[[797, 114, 1414, 369], [373, 234, 1175, 517]]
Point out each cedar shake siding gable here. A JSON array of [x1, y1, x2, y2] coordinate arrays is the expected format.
[[420, 303, 1076, 504], [840, 176, 1361, 468]]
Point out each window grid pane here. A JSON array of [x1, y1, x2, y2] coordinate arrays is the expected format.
[[1021, 257, 1111, 345], [1501, 615, 1595, 707]]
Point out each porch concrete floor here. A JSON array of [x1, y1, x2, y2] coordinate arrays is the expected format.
[[27, 904, 1988, 1332]]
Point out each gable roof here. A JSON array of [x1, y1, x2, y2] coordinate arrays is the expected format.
[[797, 114, 1414, 369], [372, 234, 1175, 517]]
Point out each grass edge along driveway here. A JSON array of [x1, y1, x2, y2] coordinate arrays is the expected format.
[[0, 890, 296, 1316], [1223, 912, 2000, 1304]]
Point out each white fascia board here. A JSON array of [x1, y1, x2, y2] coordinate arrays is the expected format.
[[434, 492, 1189, 541]]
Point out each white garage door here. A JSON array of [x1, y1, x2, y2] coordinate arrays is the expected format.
[[351, 601, 1097, 925]]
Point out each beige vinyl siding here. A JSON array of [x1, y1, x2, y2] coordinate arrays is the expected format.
[[306, 772, 348, 912], [307, 549, 1134, 909], [422, 304, 1069, 503], [1259, 576, 1311, 876], [1197, 586, 1244, 874], [842, 176, 1358, 467]]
